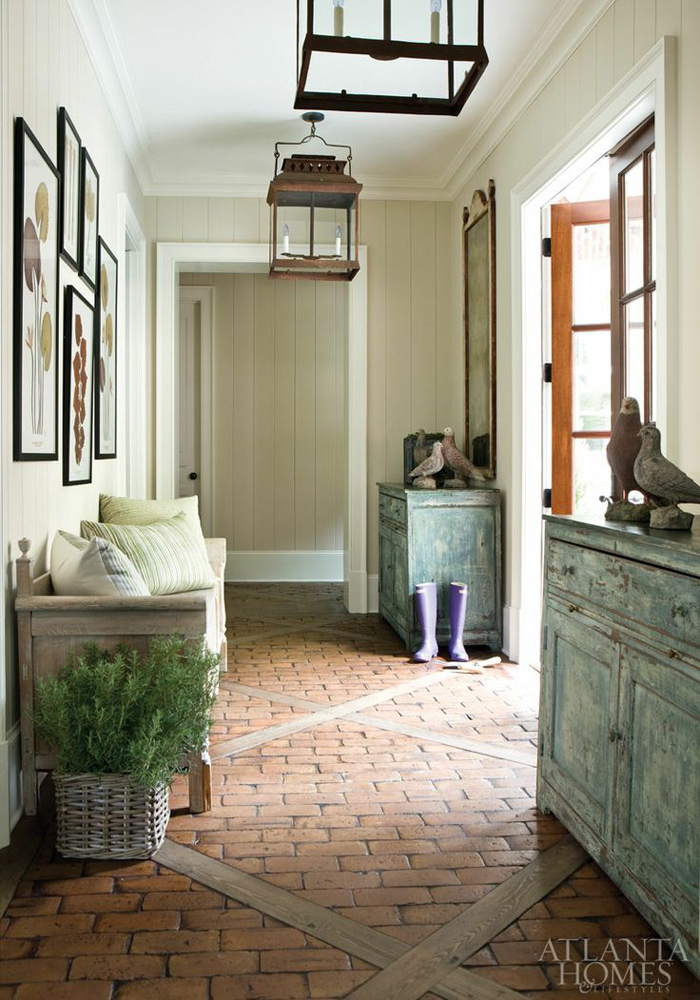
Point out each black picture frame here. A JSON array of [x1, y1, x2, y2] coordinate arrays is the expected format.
[[57, 107, 81, 270], [13, 118, 61, 462], [94, 237, 118, 460], [63, 285, 95, 486], [78, 147, 99, 290]]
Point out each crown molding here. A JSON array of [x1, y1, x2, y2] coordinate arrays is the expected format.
[[67, 0, 615, 204], [67, 0, 157, 192], [444, 0, 616, 200]]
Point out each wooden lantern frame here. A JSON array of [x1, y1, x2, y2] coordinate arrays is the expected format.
[[295, 0, 488, 116], [267, 119, 362, 282]]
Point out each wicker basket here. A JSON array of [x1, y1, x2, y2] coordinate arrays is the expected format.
[[54, 773, 170, 859]]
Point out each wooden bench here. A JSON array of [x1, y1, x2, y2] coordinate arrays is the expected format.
[[15, 536, 228, 817]]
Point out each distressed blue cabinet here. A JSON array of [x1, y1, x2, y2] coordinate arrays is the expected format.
[[539, 516, 700, 976], [378, 484, 502, 652]]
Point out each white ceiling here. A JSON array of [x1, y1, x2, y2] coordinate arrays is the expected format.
[[76, 0, 588, 197]]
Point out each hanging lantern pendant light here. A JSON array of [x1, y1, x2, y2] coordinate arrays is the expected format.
[[267, 112, 362, 282]]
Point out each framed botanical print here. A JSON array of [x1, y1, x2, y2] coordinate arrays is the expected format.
[[79, 148, 99, 289], [63, 286, 95, 486], [57, 108, 81, 269], [13, 118, 60, 461], [95, 238, 118, 459]]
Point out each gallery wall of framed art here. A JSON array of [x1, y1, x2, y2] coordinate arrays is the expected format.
[[13, 104, 119, 483]]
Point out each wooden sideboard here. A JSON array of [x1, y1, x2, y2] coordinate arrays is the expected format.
[[378, 483, 502, 653], [539, 515, 700, 975]]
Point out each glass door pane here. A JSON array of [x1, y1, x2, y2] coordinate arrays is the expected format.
[[623, 158, 644, 293], [573, 224, 610, 324], [573, 437, 611, 517], [573, 329, 611, 431], [624, 295, 645, 413]]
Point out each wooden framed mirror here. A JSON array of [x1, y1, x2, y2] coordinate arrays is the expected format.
[[463, 180, 496, 479]]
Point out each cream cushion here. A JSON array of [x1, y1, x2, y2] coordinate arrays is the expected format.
[[51, 530, 149, 597]]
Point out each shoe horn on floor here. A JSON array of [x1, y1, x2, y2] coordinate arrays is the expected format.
[[411, 582, 438, 663], [447, 582, 469, 663]]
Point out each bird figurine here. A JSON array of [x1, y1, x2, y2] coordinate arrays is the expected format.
[[413, 429, 430, 467], [634, 423, 700, 529], [409, 441, 444, 489], [441, 427, 486, 487], [607, 397, 643, 495]]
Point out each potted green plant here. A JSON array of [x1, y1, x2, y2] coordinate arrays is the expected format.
[[34, 636, 218, 859]]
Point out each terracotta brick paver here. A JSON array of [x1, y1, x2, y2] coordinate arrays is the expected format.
[[1, 584, 696, 998]]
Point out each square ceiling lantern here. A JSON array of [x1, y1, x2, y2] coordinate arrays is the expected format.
[[295, 0, 488, 116]]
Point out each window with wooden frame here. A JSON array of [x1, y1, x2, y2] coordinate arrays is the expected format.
[[549, 116, 655, 515]]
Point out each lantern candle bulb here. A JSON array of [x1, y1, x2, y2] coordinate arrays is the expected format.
[[430, 0, 441, 43], [282, 222, 290, 254], [335, 225, 342, 256], [334, 0, 344, 37]]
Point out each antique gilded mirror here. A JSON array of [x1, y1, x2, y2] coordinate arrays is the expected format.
[[463, 180, 496, 479]]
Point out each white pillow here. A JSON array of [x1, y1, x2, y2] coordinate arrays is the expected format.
[[50, 530, 149, 597]]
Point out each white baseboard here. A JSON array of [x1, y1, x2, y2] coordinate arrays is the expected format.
[[225, 550, 343, 583], [367, 574, 379, 613], [503, 604, 520, 663], [0, 723, 23, 846]]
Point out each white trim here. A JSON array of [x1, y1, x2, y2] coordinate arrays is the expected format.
[[117, 194, 148, 499], [0, 0, 9, 849], [511, 38, 677, 669], [67, 0, 154, 193], [156, 243, 369, 613], [178, 286, 214, 537], [502, 605, 521, 665], [367, 574, 379, 614], [67, 0, 614, 202], [225, 550, 343, 584]]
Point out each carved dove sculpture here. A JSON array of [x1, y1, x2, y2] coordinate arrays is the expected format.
[[409, 441, 444, 480], [441, 427, 487, 482], [606, 396, 643, 496], [413, 429, 430, 467], [634, 424, 700, 507]]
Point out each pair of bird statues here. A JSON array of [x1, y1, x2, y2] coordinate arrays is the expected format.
[[607, 396, 700, 529], [408, 428, 485, 489]]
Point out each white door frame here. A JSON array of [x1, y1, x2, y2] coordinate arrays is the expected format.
[[155, 243, 368, 614], [511, 37, 677, 668], [117, 194, 148, 498], [178, 285, 214, 537]]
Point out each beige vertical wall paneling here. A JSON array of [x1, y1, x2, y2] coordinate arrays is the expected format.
[[253, 275, 275, 550], [232, 275, 255, 549], [1, 0, 145, 829], [613, 0, 635, 82], [155, 194, 458, 575]]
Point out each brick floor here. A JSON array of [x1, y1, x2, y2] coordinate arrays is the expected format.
[[1, 584, 696, 998]]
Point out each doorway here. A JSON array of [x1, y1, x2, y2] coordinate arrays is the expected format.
[[156, 242, 368, 613], [178, 286, 214, 537], [513, 38, 675, 670]]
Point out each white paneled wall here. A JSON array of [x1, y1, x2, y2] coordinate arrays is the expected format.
[[181, 272, 347, 559], [0, 0, 144, 834], [450, 0, 696, 617], [148, 197, 457, 577]]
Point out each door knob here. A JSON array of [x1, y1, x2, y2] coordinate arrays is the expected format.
[[189, 472, 198, 481]]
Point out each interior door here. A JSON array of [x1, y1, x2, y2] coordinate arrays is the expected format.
[[178, 297, 200, 500]]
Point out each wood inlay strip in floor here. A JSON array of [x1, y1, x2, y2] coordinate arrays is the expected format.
[[210, 668, 458, 761], [156, 839, 523, 1000], [346, 835, 589, 1000], [221, 680, 538, 767]]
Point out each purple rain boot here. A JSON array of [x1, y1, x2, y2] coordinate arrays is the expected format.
[[412, 582, 438, 663], [447, 582, 470, 663]]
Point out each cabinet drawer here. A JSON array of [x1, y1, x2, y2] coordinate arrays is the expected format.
[[379, 493, 406, 528], [546, 538, 700, 655]]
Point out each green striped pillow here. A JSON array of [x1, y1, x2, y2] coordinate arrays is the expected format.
[[81, 513, 215, 596]]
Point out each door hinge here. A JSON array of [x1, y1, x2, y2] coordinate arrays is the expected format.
[[543, 362, 552, 383], [543, 488, 552, 509], [541, 237, 552, 257]]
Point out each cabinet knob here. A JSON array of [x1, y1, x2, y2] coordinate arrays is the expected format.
[[189, 472, 198, 481], [668, 648, 680, 659], [567, 603, 578, 613]]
